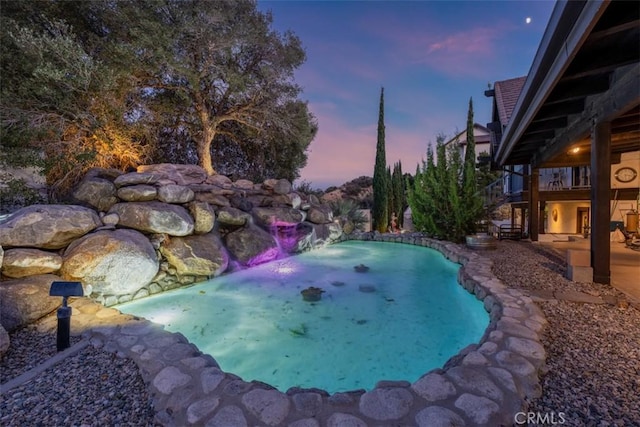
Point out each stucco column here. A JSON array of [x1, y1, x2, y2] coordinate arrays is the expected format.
[[590, 120, 611, 284]]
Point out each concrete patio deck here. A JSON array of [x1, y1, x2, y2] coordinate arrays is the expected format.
[[536, 234, 640, 303]]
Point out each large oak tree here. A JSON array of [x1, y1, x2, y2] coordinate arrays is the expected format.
[[1, 0, 315, 198]]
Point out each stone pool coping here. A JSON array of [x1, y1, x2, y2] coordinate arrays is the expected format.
[[74, 232, 547, 426]]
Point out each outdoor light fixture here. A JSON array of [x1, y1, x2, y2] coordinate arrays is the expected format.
[[569, 147, 580, 154], [49, 281, 84, 351]]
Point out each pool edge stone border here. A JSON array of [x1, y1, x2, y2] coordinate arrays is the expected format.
[[76, 232, 547, 426]]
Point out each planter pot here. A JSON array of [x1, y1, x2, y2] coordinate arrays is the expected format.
[[465, 234, 497, 250]]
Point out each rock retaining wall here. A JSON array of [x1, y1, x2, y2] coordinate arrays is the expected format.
[[0, 164, 345, 331], [72, 232, 547, 426]]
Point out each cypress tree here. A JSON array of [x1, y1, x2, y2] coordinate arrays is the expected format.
[[392, 161, 405, 228], [462, 97, 482, 235], [372, 87, 389, 232]]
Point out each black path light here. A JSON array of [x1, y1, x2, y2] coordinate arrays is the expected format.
[[49, 281, 84, 351]]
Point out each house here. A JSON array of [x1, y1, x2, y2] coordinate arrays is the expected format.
[[442, 123, 492, 164], [486, 0, 640, 284]]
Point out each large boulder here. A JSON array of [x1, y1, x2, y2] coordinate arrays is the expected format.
[[108, 201, 194, 236], [1, 248, 62, 278], [114, 172, 159, 188], [194, 192, 231, 207], [206, 174, 233, 188], [160, 233, 229, 277], [307, 204, 334, 224], [0, 205, 102, 249], [157, 184, 194, 204], [252, 207, 305, 227], [60, 229, 158, 296], [217, 207, 252, 226], [263, 178, 292, 195], [187, 202, 215, 234], [225, 225, 279, 266], [0, 274, 62, 332], [73, 177, 119, 212], [116, 184, 158, 202], [137, 164, 207, 186]]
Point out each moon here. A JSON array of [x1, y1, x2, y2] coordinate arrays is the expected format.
[[525, 17, 532, 24]]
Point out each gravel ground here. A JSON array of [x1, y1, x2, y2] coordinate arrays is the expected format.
[[1, 240, 638, 427], [483, 240, 640, 427], [0, 321, 157, 426]]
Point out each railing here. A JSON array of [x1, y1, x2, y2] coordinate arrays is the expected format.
[[481, 176, 507, 208]]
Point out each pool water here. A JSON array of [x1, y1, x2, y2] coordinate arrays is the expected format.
[[117, 241, 489, 393]]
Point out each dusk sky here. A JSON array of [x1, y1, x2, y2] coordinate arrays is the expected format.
[[257, 1, 556, 190]]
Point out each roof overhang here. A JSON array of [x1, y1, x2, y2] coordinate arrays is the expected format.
[[496, 0, 640, 168]]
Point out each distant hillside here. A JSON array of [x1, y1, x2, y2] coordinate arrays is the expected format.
[[321, 176, 373, 208]]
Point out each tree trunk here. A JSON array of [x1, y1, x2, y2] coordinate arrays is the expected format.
[[197, 126, 216, 175]]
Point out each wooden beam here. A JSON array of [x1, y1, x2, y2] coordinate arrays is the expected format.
[[545, 74, 610, 104], [529, 169, 540, 242], [591, 121, 611, 285], [539, 187, 638, 202], [531, 63, 640, 168], [535, 99, 585, 121]]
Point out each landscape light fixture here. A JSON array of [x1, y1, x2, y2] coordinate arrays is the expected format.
[[49, 281, 84, 351]]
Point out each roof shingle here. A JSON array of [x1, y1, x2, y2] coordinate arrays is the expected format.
[[494, 76, 526, 126]]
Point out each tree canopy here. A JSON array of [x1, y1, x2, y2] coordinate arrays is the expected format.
[[0, 0, 316, 197]]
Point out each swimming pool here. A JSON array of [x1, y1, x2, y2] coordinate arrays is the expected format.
[[117, 240, 489, 393]]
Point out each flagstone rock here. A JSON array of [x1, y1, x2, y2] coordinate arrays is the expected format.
[[291, 392, 323, 417], [412, 373, 457, 402], [61, 229, 158, 296], [415, 406, 466, 427], [160, 233, 228, 277], [454, 393, 500, 425], [153, 366, 192, 395], [1, 248, 62, 278], [187, 397, 220, 424], [327, 413, 367, 427], [0, 274, 62, 332], [505, 336, 546, 362], [241, 389, 290, 426], [0, 205, 101, 249], [446, 367, 504, 403], [108, 201, 194, 236], [289, 419, 320, 427], [359, 387, 413, 420], [207, 405, 247, 427]]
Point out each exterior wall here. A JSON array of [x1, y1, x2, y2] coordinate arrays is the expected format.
[[545, 201, 591, 234], [612, 151, 640, 190]]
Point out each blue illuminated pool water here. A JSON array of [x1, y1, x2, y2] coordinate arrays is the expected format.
[[117, 241, 489, 393]]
